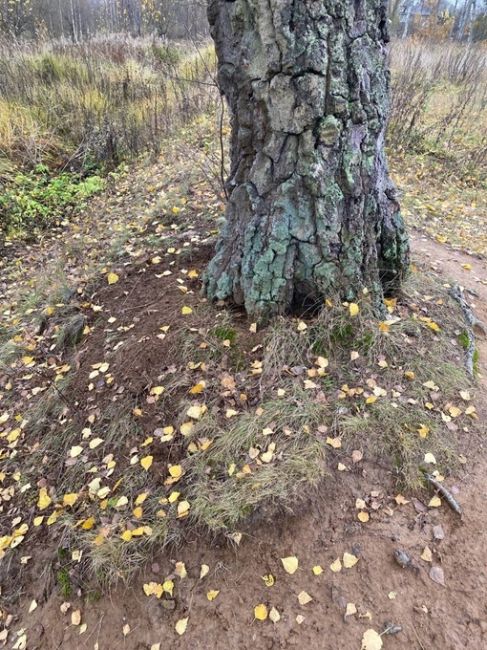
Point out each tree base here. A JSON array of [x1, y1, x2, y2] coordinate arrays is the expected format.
[[205, 0, 410, 321]]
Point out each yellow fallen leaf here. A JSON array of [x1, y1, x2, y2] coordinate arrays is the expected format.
[[38, 488, 51, 511], [269, 606, 281, 623], [162, 579, 174, 596], [180, 421, 194, 436], [81, 517, 95, 530], [114, 496, 128, 509], [175, 561, 187, 578], [428, 495, 442, 508], [107, 272, 119, 285], [200, 564, 209, 579], [421, 546, 433, 562], [465, 405, 477, 417], [143, 582, 163, 598], [260, 448, 274, 463], [135, 493, 148, 506], [343, 552, 359, 568], [63, 493, 78, 507], [326, 437, 341, 449], [254, 604, 268, 621], [181, 306, 193, 315], [330, 558, 342, 573], [417, 424, 430, 438], [297, 590, 313, 605], [427, 321, 440, 332], [150, 386, 165, 396], [361, 628, 383, 650], [448, 406, 462, 418], [175, 617, 188, 636], [168, 464, 183, 479], [140, 456, 153, 471], [186, 404, 207, 420], [168, 491, 180, 503], [189, 382, 206, 395], [71, 610, 81, 626], [262, 573, 275, 587], [177, 500, 190, 517], [349, 303, 359, 317], [424, 452, 437, 464], [207, 590, 219, 601], [357, 511, 369, 523], [281, 555, 299, 574], [69, 445, 83, 458], [394, 494, 409, 505], [345, 602, 357, 617]]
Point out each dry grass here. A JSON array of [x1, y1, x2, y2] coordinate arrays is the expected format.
[[185, 396, 328, 533], [0, 35, 216, 176], [389, 38, 487, 169]]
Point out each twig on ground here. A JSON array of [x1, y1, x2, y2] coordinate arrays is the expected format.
[[412, 624, 427, 650], [424, 473, 463, 516], [449, 284, 486, 376]]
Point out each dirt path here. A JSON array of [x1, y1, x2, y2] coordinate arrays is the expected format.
[[9, 231, 485, 650]]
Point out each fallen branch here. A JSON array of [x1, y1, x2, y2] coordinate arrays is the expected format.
[[424, 473, 463, 516], [449, 284, 486, 377]]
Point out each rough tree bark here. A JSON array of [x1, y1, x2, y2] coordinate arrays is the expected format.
[[204, 0, 410, 320]]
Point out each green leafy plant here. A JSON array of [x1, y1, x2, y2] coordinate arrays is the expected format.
[[0, 168, 105, 235]]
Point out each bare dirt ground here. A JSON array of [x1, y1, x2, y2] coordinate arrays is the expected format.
[[6, 231, 485, 650]]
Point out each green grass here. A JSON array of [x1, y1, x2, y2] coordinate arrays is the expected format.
[[56, 567, 72, 599]]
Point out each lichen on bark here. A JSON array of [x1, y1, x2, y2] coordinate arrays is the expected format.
[[204, 0, 409, 320]]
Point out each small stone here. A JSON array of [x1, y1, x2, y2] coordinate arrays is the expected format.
[[412, 498, 428, 513], [161, 599, 176, 611], [429, 566, 445, 586], [433, 525, 445, 540]]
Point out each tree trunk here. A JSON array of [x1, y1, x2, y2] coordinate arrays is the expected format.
[[204, 0, 409, 321]]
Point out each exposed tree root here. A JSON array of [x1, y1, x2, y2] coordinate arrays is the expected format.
[[449, 284, 486, 376]]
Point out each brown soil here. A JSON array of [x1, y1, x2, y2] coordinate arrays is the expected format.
[[7, 230, 487, 650]]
